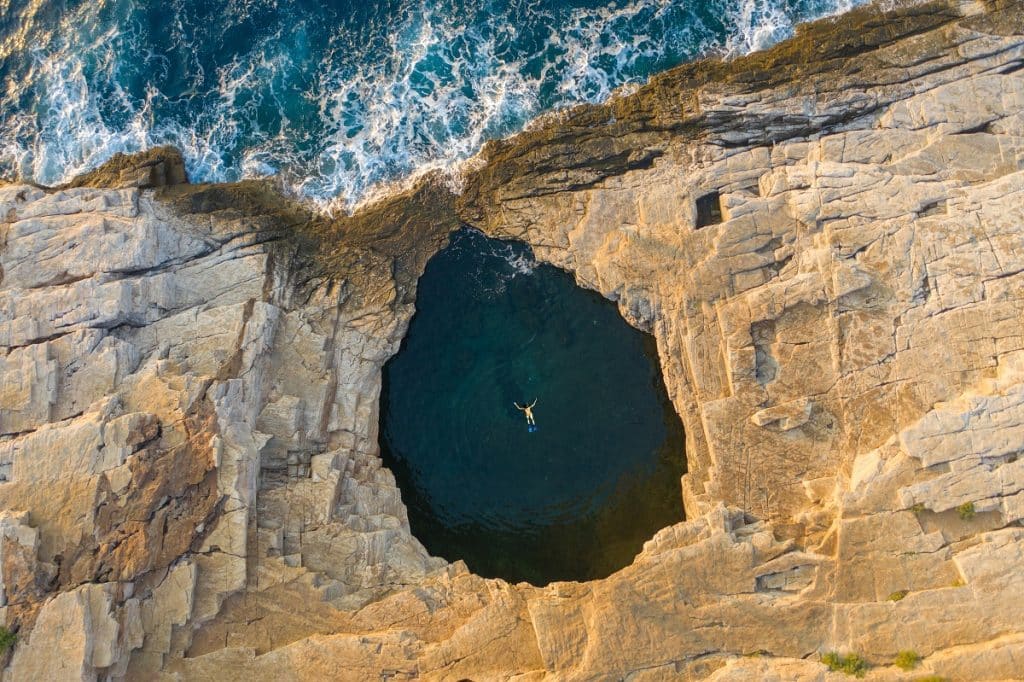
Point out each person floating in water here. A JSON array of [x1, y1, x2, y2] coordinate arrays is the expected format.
[[514, 398, 538, 427]]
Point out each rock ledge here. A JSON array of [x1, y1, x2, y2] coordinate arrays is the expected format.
[[1, 0, 1024, 679]]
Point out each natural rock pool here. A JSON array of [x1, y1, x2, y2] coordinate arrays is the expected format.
[[380, 228, 685, 585]]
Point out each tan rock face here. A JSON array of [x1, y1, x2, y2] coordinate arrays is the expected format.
[[1, 0, 1024, 680]]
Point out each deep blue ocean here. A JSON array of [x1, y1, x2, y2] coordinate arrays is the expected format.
[[1, 0, 858, 210]]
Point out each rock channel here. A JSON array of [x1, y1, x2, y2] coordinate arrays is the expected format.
[[1, 0, 1023, 679]]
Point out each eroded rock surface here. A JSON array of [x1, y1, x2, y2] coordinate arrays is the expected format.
[[1, 0, 1024, 679]]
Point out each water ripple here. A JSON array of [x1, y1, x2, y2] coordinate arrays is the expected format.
[[1, 0, 860, 210]]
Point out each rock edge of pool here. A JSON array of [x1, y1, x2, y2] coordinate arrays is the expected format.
[[379, 228, 687, 585]]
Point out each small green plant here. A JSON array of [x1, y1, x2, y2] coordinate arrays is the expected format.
[[821, 651, 868, 678], [915, 676, 947, 682], [957, 501, 975, 520], [0, 626, 16, 653], [893, 650, 920, 671], [888, 589, 909, 601], [950, 577, 965, 588], [911, 502, 926, 514]]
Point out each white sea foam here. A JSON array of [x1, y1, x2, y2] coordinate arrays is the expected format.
[[464, 228, 537, 298], [723, 0, 858, 54], [0, 0, 866, 211]]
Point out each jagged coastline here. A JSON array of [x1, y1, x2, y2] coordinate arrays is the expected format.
[[1, 0, 1024, 679]]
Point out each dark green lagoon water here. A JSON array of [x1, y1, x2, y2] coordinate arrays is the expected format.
[[380, 228, 685, 585]]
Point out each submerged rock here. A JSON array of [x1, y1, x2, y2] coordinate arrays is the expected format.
[[1, 0, 1023, 678]]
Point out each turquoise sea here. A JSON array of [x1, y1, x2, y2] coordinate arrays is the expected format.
[[1, 0, 861, 584], [2, 0, 857, 209]]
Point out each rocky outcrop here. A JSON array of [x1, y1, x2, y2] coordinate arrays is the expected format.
[[58, 146, 189, 191], [1, 0, 1023, 679]]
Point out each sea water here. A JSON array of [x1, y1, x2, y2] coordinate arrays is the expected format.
[[0, 0, 863, 583], [380, 229, 686, 584], [1, 0, 859, 210]]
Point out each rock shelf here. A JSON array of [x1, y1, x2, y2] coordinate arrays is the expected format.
[[1, 0, 1023, 678]]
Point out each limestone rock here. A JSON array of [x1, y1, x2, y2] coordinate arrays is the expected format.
[[1, 0, 1024, 680], [8, 584, 123, 681]]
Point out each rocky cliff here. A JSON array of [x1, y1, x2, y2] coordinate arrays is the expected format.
[[1, 0, 1023, 679]]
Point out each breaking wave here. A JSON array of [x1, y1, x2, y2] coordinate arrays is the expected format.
[[0, 0, 860, 211]]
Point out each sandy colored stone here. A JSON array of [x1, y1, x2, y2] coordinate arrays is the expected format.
[[1, 0, 1024, 680]]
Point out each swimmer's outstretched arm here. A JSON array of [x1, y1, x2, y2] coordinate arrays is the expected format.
[[514, 402, 524, 410], [528, 398, 538, 408]]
